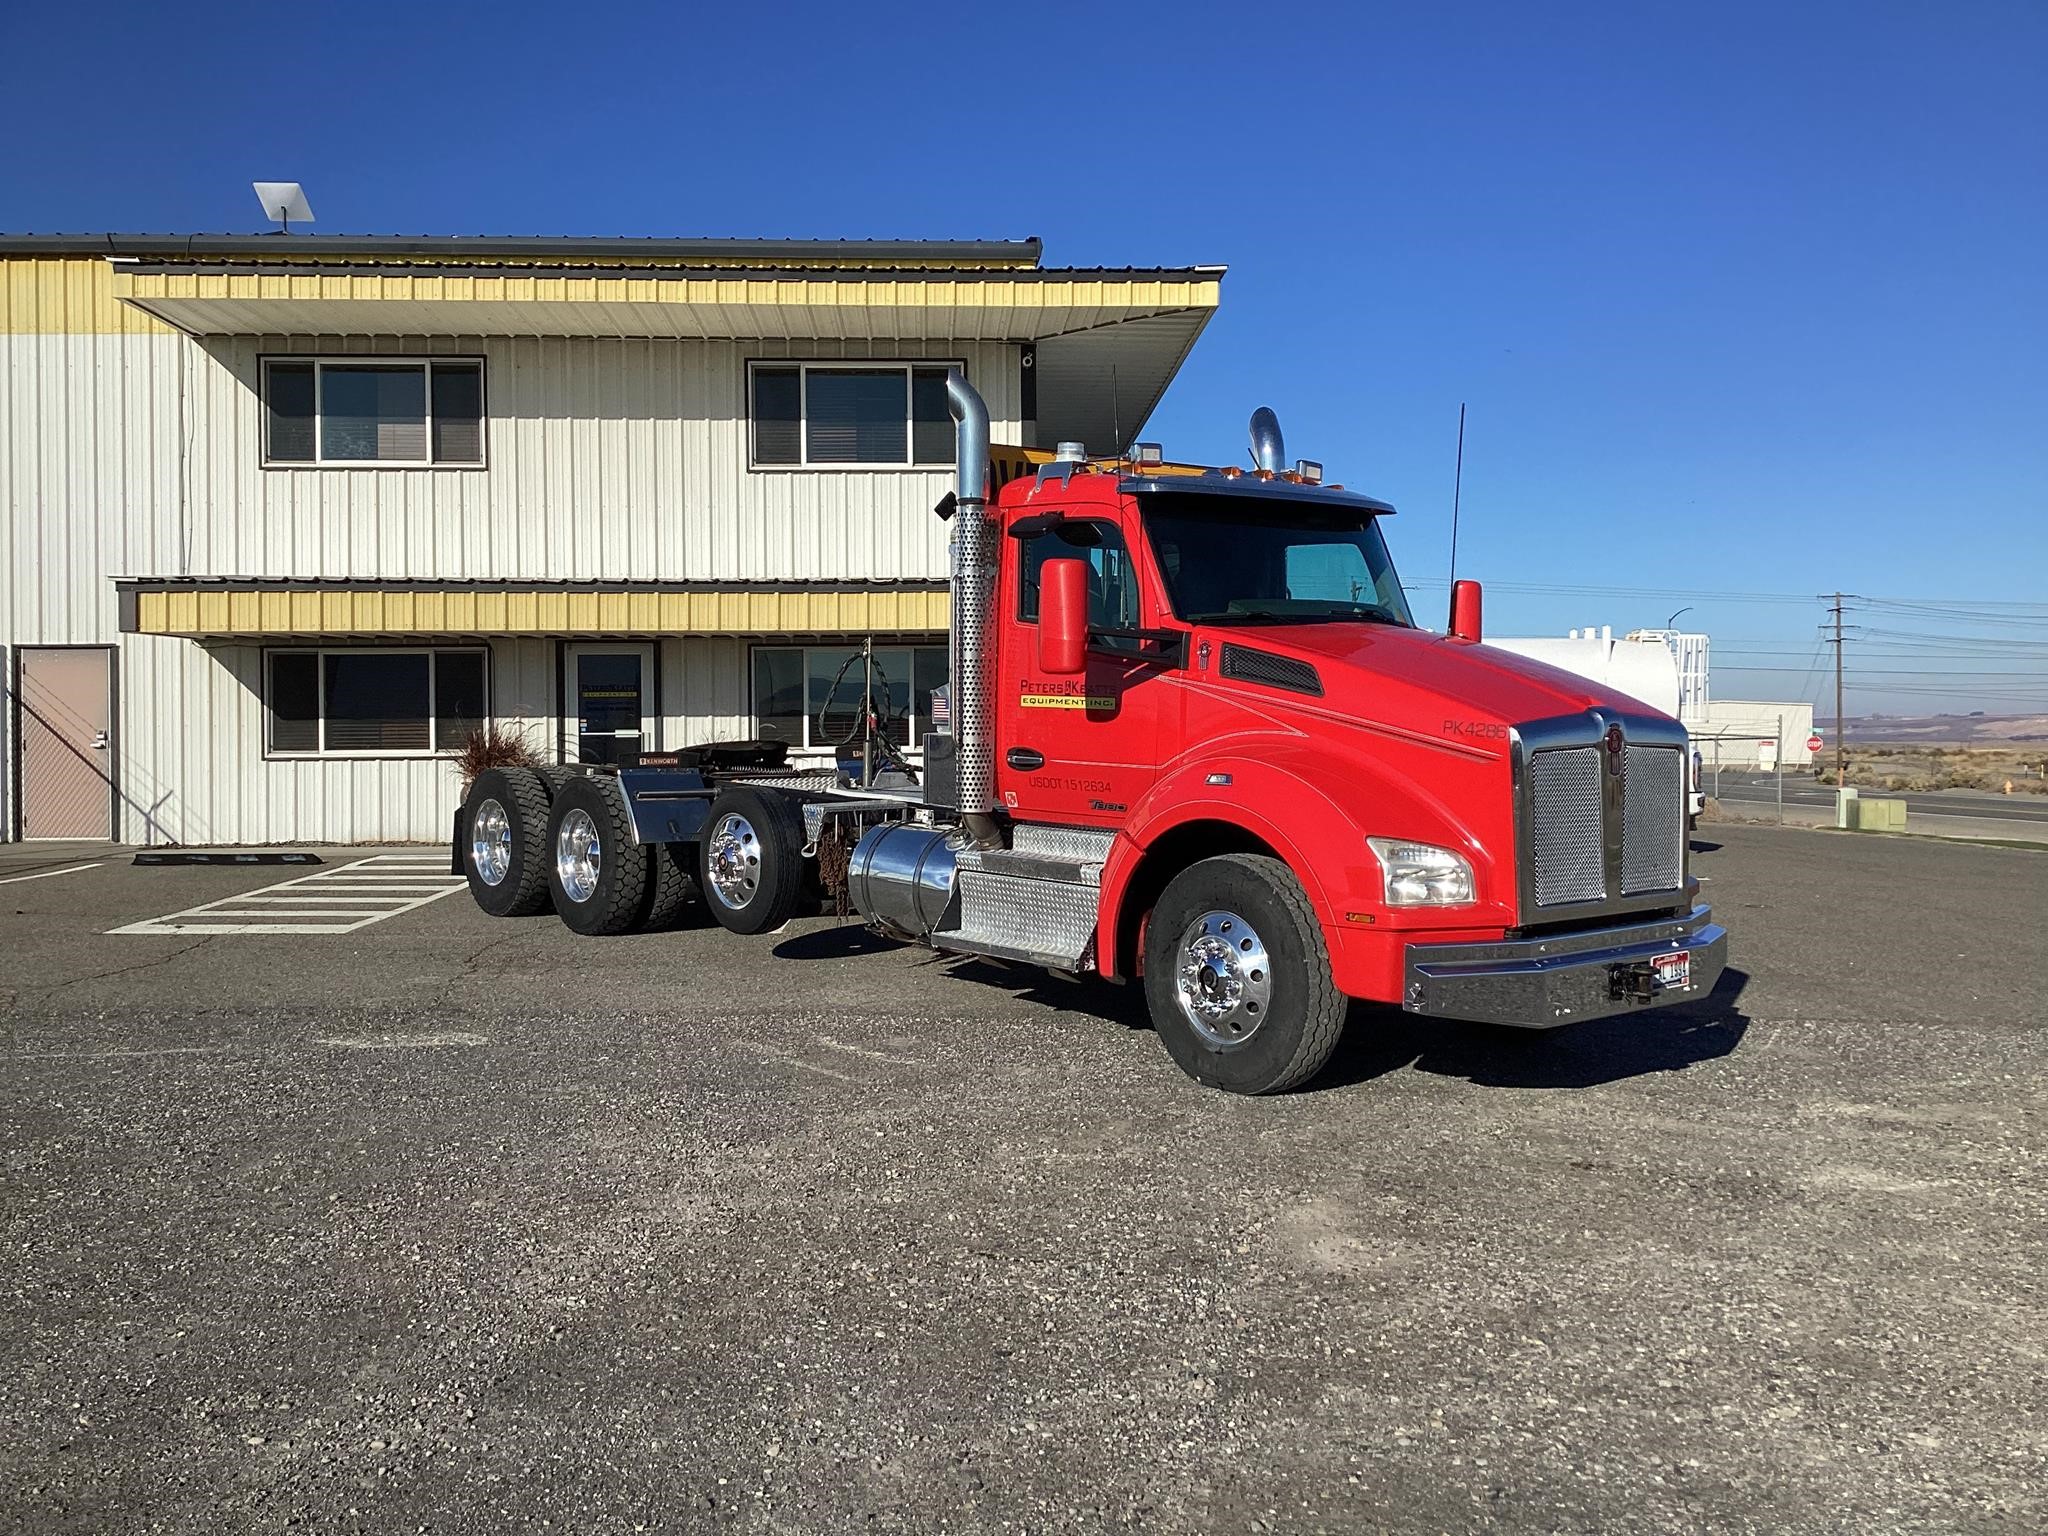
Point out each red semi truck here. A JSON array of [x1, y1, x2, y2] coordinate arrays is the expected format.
[[456, 372, 1726, 1094]]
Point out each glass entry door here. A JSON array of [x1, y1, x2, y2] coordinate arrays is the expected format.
[[565, 643, 654, 766]]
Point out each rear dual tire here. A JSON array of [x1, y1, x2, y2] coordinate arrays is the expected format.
[[698, 786, 808, 936], [543, 774, 699, 936], [463, 767, 555, 917], [547, 775, 652, 936]]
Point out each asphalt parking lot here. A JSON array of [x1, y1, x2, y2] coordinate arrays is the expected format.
[[4, 825, 2044, 1534]]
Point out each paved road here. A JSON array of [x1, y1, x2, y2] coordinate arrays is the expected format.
[[4, 827, 2044, 1534], [1713, 772, 2048, 824]]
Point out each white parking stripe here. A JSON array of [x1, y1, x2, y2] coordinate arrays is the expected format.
[[0, 862, 103, 886], [109, 854, 471, 936]]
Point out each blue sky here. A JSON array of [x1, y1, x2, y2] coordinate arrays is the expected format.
[[3, 0, 2043, 715]]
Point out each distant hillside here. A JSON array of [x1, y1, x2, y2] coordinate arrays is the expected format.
[[1817, 713, 2048, 745]]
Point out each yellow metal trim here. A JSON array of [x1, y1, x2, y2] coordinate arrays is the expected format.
[[109, 266, 1220, 332], [1, 257, 178, 335], [124, 584, 950, 639]]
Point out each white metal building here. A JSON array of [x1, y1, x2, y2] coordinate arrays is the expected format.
[[1490, 625, 1813, 771], [1695, 700, 1817, 769], [1, 234, 1221, 845]]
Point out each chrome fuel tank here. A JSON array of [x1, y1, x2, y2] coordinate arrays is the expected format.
[[848, 823, 960, 940]]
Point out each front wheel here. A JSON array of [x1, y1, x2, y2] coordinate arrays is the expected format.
[[1142, 853, 1348, 1095]]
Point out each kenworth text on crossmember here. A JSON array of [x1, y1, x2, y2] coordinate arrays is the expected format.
[[454, 372, 1728, 1094]]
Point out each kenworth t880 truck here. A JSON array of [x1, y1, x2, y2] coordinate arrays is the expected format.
[[455, 371, 1727, 1095]]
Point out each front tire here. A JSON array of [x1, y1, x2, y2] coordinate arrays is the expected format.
[[698, 786, 807, 935], [1142, 853, 1348, 1095], [545, 775, 651, 936]]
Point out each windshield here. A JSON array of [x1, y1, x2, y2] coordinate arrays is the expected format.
[[1139, 492, 1415, 627]]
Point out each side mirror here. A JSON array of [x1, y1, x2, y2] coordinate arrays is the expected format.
[[1039, 557, 1089, 675], [1448, 579, 1483, 643]]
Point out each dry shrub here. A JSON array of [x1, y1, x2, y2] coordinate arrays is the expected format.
[[454, 724, 539, 795]]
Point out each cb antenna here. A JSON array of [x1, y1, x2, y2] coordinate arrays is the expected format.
[[1447, 401, 1467, 587]]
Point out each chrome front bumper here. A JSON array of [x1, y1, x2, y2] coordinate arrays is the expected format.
[[1402, 905, 1727, 1029]]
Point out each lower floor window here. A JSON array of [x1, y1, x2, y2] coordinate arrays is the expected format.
[[752, 643, 947, 753], [267, 648, 487, 755]]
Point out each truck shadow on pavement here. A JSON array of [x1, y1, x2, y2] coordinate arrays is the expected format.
[[1315, 967, 1752, 1091], [770, 924, 1752, 1094], [922, 950, 1753, 1095]]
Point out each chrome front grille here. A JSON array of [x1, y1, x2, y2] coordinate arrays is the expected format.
[[1621, 746, 1685, 895], [1528, 747, 1605, 906], [1520, 719, 1688, 916]]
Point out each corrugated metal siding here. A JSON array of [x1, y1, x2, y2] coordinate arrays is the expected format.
[[1, 257, 176, 334], [2, 276, 1016, 844], [2, 334, 186, 644], [119, 635, 553, 844], [182, 334, 1017, 585]]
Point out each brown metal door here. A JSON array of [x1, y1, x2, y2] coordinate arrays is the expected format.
[[17, 647, 115, 839]]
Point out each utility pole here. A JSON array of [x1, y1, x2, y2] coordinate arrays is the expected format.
[[1829, 593, 1847, 788]]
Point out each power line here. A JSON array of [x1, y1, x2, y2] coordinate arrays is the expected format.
[[1715, 666, 2048, 678]]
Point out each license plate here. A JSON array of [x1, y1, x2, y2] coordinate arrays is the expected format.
[[1652, 950, 1691, 990]]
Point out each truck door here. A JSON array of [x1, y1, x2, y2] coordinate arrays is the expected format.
[[995, 516, 1179, 828]]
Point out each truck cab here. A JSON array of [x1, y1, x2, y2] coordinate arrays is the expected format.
[[944, 426, 1726, 1088]]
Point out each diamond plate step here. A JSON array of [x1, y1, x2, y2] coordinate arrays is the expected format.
[[1009, 824, 1116, 862], [937, 868, 1101, 971]]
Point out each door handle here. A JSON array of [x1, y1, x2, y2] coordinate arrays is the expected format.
[[1006, 747, 1046, 771]]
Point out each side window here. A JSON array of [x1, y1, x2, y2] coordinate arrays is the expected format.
[[1017, 520, 1141, 644]]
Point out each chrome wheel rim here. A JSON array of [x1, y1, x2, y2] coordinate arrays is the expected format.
[[470, 798, 512, 886], [706, 812, 761, 910], [555, 808, 601, 903], [1174, 908, 1272, 1049]]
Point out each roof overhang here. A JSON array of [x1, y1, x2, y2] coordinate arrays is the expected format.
[[110, 259, 1222, 450], [116, 578, 950, 640], [110, 260, 1220, 343]]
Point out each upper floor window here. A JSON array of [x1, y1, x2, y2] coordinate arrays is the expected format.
[[749, 363, 956, 469], [263, 358, 485, 468]]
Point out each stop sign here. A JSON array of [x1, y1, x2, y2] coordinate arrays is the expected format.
[[1807, 734, 1824, 752]]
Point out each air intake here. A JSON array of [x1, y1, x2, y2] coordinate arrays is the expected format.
[[1219, 644, 1323, 697]]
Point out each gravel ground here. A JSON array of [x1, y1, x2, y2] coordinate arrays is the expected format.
[[3, 824, 2043, 1534]]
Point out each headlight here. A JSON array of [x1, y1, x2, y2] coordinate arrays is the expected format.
[[1367, 837, 1476, 907]]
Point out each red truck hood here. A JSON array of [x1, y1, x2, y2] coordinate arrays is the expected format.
[[1204, 622, 1666, 734]]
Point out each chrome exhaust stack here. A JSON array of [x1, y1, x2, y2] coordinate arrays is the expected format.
[[944, 369, 1002, 849], [1249, 406, 1286, 473]]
